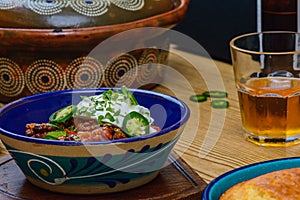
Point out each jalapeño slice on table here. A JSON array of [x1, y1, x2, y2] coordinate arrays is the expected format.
[[211, 100, 229, 109], [122, 111, 150, 137], [49, 105, 76, 123], [189, 94, 207, 102], [202, 91, 228, 98]]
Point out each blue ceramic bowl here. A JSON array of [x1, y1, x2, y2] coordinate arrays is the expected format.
[[0, 88, 190, 194], [202, 157, 300, 200]]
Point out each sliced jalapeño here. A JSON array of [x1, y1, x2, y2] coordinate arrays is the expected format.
[[49, 105, 76, 123], [122, 111, 149, 137], [211, 100, 229, 109], [203, 91, 228, 98], [190, 94, 207, 102]]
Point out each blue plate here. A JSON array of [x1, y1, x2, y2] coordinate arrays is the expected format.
[[202, 157, 300, 200]]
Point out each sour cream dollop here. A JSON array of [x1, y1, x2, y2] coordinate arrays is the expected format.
[[74, 89, 156, 135]]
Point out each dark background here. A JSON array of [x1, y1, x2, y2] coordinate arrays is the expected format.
[[174, 0, 257, 63]]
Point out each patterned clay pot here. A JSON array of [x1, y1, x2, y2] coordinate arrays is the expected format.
[[0, 0, 190, 103]]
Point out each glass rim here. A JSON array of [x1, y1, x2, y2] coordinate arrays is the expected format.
[[229, 31, 300, 55]]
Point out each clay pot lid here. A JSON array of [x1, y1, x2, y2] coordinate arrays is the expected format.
[[0, 0, 180, 29]]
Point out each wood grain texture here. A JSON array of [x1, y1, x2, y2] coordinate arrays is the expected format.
[[154, 46, 300, 183]]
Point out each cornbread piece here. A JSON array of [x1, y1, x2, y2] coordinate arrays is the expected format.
[[220, 168, 300, 200]]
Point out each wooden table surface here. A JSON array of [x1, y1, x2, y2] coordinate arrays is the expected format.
[[1, 46, 300, 188]]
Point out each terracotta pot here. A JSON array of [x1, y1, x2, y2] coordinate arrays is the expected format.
[[0, 0, 190, 103]]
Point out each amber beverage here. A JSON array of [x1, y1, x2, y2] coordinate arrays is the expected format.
[[238, 77, 300, 146], [230, 32, 300, 146]]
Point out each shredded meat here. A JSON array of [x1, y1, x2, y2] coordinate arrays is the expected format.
[[25, 117, 131, 142], [25, 117, 160, 142], [25, 123, 56, 138], [78, 129, 109, 142], [73, 117, 100, 131]]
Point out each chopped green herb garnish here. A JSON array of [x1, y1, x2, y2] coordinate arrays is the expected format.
[[121, 86, 138, 105], [105, 112, 115, 122], [106, 107, 114, 113], [43, 131, 67, 140], [98, 115, 105, 125]]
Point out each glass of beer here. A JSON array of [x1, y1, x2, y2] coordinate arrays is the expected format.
[[230, 31, 300, 146]]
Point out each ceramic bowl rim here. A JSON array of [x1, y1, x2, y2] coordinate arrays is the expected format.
[[202, 156, 300, 200], [0, 0, 189, 34], [0, 88, 190, 146]]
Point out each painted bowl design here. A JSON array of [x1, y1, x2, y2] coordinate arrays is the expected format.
[[0, 0, 190, 103], [0, 88, 190, 194]]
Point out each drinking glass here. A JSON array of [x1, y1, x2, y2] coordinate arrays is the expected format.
[[230, 31, 300, 146]]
